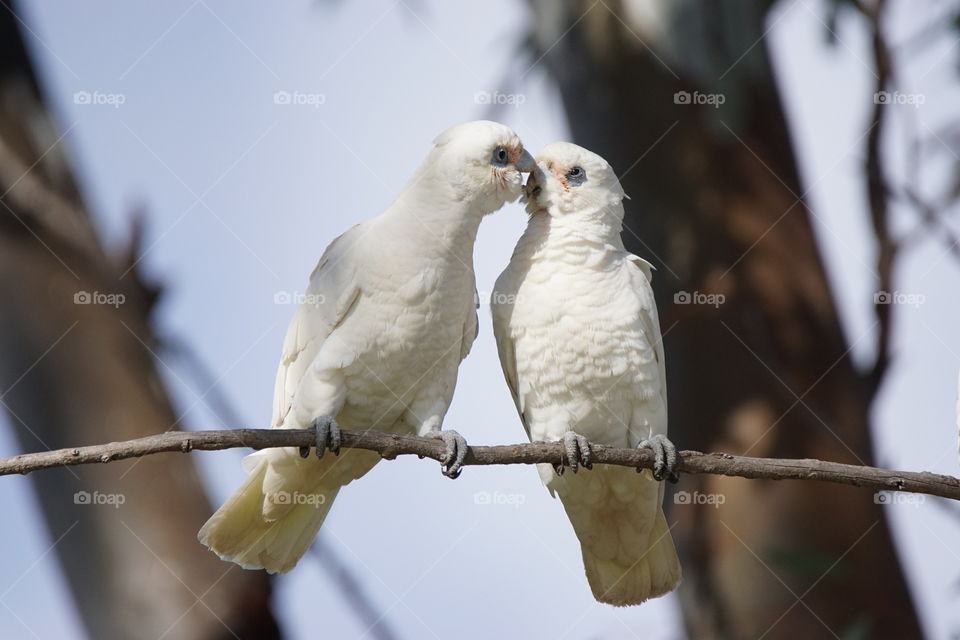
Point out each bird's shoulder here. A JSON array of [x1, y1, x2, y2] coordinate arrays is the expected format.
[[625, 253, 655, 283]]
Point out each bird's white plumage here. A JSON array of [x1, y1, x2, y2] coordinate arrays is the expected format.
[[492, 142, 680, 605], [200, 121, 529, 573]]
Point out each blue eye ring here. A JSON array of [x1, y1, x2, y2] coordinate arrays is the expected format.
[[565, 166, 586, 185], [491, 145, 509, 167]]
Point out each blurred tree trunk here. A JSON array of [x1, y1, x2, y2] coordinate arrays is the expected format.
[[0, 7, 279, 640], [527, 0, 922, 638]]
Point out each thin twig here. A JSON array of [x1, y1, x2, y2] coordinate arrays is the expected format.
[[1, 428, 958, 500], [898, 187, 960, 259], [862, 0, 896, 398]]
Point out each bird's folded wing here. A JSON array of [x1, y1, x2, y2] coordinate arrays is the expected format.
[[627, 254, 668, 419], [491, 290, 529, 438], [271, 226, 363, 428], [460, 289, 480, 362]]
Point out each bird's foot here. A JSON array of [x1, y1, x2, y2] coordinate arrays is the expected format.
[[428, 429, 468, 479], [554, 431, 593, 475], [637, 434, 679, 483], [299, 415, 341, 460]]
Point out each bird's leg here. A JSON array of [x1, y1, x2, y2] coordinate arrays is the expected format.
[[554, 431, 593, 475], [299, 415, 341, 460], [427, 429, 468, 479], [637, 434, 679, 483]]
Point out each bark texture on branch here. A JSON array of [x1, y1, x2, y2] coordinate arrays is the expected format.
[[3, 428, 958, 500]]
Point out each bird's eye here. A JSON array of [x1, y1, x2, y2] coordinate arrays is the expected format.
[[565, 166, 586, 186], [491, 146, 509, 167]]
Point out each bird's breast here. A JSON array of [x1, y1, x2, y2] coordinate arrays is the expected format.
[[334, 263, 475, 428], [507, 253, 661, 438]]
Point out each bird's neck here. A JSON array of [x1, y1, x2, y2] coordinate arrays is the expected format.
[[387, 175, 486, 261], [523, 204, 625, 255]]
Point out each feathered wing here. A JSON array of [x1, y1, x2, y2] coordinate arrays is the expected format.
[[627, 254, 668, 436], [272, 229, 362, 428], [460, 289, 480, 362], [199, 225, 379, 574], [491, 270, 526, 434]]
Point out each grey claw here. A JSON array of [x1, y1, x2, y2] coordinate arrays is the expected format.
[[560, 431, 592, 474], [638, 434, 678, 482], [430, 429, 468, 479], [302, 415, 341, 460]]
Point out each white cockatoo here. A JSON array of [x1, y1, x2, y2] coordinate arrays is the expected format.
[[199, 120, 533, 573], [491, 142, 681, 605]]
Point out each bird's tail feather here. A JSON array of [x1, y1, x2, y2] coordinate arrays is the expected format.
[[550, 464, 681, 606], [199, 447, 377, 574]]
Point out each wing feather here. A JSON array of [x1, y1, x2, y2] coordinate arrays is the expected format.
[[491, 274, 529, 437], [627, 254, 667, 427], [459, 290, 479, 362], [271, 226, 362, 427]]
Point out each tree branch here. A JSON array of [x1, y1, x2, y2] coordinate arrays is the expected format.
[[2, 428, 958, 500], [862, 0, 897, 399]]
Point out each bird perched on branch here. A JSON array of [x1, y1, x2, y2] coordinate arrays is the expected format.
[[199, 120, 533, 573], [492, 142, 681, 605]]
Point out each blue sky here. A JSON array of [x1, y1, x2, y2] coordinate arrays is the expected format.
[[1, 1, 958, 638]]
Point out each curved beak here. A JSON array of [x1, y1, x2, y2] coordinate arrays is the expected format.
[[516, 148, 535, 173], [523, 164, 545, 199]]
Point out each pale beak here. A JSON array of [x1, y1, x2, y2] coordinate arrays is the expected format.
[[516, 149, 535, 173], [524, 166, 544, 199]]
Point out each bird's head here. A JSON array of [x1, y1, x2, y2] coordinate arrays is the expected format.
[[430, 120, 534, 212], [523, 142, 626, 220]]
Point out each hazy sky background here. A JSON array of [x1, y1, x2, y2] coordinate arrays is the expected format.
[[1, 1, 958, 638]]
